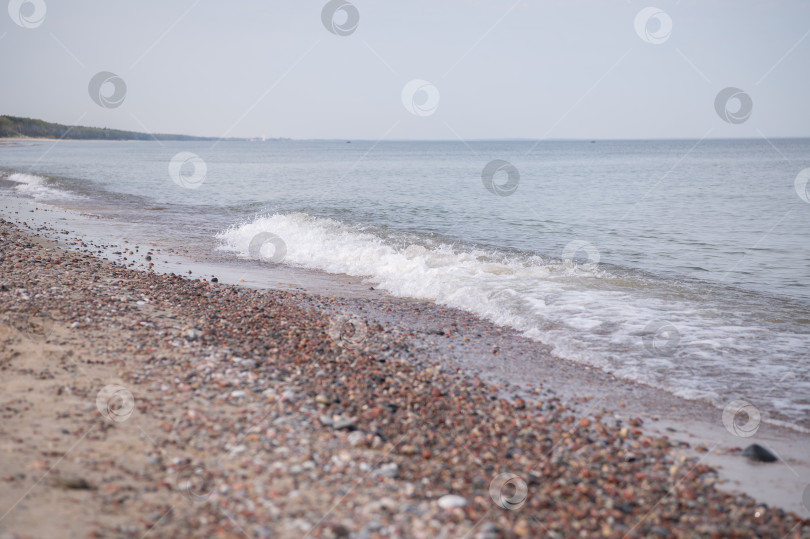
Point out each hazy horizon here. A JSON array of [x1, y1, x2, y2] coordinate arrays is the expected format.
[[2, 1, 809, 141]]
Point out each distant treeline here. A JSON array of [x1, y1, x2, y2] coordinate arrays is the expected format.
[[0, 115, 223, 141]]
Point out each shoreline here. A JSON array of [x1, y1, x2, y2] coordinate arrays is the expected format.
[[0, 137, 61, 145], [1, 210, 809, 536]]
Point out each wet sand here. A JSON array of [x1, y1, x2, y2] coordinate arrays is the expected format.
[[1, 208, 809, 537]]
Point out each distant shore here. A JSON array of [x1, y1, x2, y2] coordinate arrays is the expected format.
[[1, 209, 808, 537], [0, 137, 59, 144], [1, 115, 229, 142]]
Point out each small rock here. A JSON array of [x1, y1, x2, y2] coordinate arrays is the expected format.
[[332, 417, 356, 431], [185, 329, 198, 341], [475, 522, 500, 539], [373, 462, 399, 479], [361, 497, 397, 516], [437, 494, 467, 509], [49, 476, 93, 490], [347, 431, 365, 447], [742, 444, 778, 462]]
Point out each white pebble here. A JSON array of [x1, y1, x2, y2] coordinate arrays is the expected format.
[[437, 494, 467, 509]]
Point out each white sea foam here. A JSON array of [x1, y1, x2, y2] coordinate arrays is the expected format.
[[6, 172, 81, 201], [218, 212, 810, 432]]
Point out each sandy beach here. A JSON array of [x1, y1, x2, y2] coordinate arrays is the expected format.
[[1, 210, 809, 538]]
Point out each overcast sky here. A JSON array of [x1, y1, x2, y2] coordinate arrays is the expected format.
[[2, 0, 809, 140]]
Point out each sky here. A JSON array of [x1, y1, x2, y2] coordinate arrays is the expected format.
[[1, 0, 809, 140]]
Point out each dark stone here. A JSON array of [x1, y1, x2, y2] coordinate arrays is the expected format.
[[742, 443, 778, 462], [618, 502, 634, 514], [332, 418, 357, 431], [51, 476, 93, 490]]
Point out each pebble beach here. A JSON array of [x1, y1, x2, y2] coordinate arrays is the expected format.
[[1, 215, 809, 538]]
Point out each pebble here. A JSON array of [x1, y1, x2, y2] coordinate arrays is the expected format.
[[742, 444, 778, 463], [331, 418, 356, 431], [437, 495, 468, 509], [347, 431, 365, 447], [373, 463, 399, 479]]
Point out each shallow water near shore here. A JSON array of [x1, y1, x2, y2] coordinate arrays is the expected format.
[[1, 138, 809, 435]]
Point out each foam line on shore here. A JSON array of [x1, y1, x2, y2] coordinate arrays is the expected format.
[[216, 212, 810, 434]]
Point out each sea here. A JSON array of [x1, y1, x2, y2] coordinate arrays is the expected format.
[[1, 138, 809, 432]]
